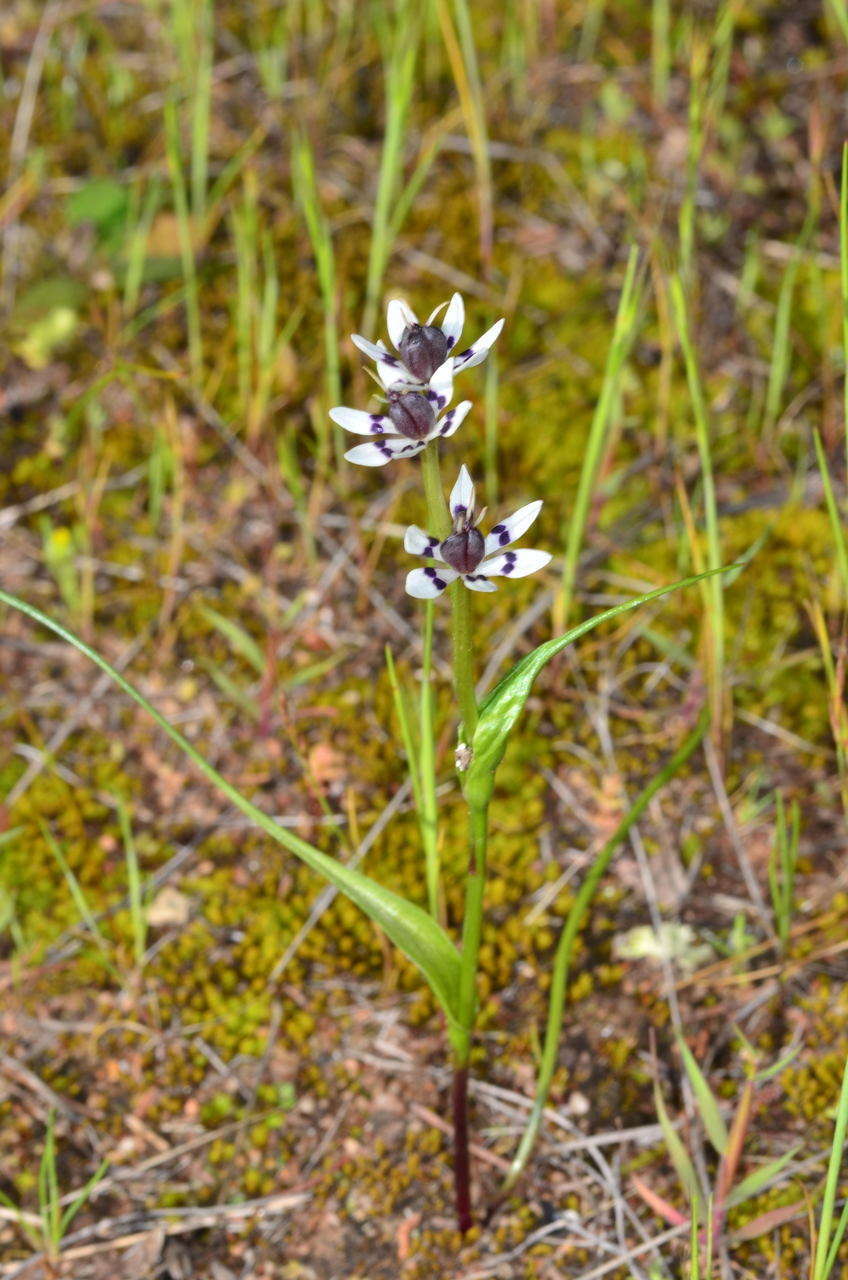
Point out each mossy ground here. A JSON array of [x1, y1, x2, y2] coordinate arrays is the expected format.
[[2, 1, 848, 1275]]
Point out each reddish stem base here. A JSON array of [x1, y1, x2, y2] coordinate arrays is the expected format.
[[452, 1064, 473, 1233]]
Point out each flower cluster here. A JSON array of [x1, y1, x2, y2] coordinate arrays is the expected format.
[[331, 293, 550, 599]]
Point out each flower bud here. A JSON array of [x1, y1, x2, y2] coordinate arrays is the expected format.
[[440, 527, 485, 574], [387, 390, 436, 440], [398, 324, 449, 382]]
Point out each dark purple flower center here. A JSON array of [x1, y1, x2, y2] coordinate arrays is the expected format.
[[398, 323, 449, 382], [440, 527, 485, 575], [387, 390, 435, 440]]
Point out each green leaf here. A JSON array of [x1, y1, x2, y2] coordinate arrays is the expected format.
[[653, 1077, 704, 1214], [467, 566, 742, 807], [676, 1035, 728, 1156], [0, 590, 462, 1030], [66, 178, 128, 235], [724, 1146, 800, 1209], [195, 602, 266, 673]]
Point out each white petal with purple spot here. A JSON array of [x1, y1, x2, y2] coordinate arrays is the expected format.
[[404, 525, 444, 559], [441, 293, 464, 349], [425, 357, 454, 411], [483, 500, 543, 555], [387, 299, 417, 349], [479, 548, 552, 578], [454, 317, 505, 371], [376, 359, 419, 393], [428, 399, 471, 442], [449, 465, 476, 521], [329, 407, 394, 436], [344, 438, 427, 467], [350, 333, 395, 363], [462, 575, 498, 592], [405, 565, 459, 598]]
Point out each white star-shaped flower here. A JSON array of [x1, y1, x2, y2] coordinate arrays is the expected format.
[[330, 359, 472, 467], [350, 292, 504, 395], [404, 465, 551, 598]]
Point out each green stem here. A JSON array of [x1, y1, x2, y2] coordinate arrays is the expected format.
[[501, 710, 709, 1193], [420, 443, 478, 739], [450, 584, 478, 742], [450, 799, 488, 1233], [421, 441, 485, 1232], [455, 801, 489, 1055], [419, 601, 440, 918], [420, 440, 451, 537]]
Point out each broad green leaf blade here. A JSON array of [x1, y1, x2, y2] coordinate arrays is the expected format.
[[677, 1036, 728, 1156], [0, 590, 462, 1028], [467, 566, 741, 806]]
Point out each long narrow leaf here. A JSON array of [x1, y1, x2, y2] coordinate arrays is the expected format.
[[813, 1053, 848, 1280], [724, 1145, 801, 1210], [467, 563, 743, 807], [0, 590, 463, 1030], [677, 1036, 728, 1156], [654, 1079, 705, 1213], [813, 428, 848, 600], [557, 245, 642, 626]]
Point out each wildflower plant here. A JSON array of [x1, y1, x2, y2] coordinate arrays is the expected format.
[[0, 286, 735, 1236]]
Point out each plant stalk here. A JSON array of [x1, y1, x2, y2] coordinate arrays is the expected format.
[[451, 1064, 472, 1234], [421, 440, 485, 1232], [450, 799, 489, 1231]]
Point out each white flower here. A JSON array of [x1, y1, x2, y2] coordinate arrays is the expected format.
[[404, 465, 551, 598], [330, 359, 472, 467], [350, 293, 504, 394]]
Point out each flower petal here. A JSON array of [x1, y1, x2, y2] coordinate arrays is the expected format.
[[478, 548, 552, 578], [351, 333, 402, 368], [454, 318, 505, 371], [404, 525, 444, 560], [462, 574, 498, 592], [387, 299, 417, 349], [428, 399, 472, 441], [377, 359, 419, 392], [449, 464, 476, 521], [406, 565, 458, 598], [483, 500, 543, 555], [330, 407, 395, 436], [441, 293, 464, 349], [344, 438, 427, 467], [425, 357, 454, 411]]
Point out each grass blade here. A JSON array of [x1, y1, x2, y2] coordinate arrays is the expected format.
[[813, 1053, 848, 1280], [677, 1036, 729, 1157], [437, 0, 493, 269], [164, 95, 203, 387], [814, 428, 848, 601], [555, 246, 642, 629], [669, 273, 725, 742], [291, 129, 340, 415], [361, 4, 421, 336]]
